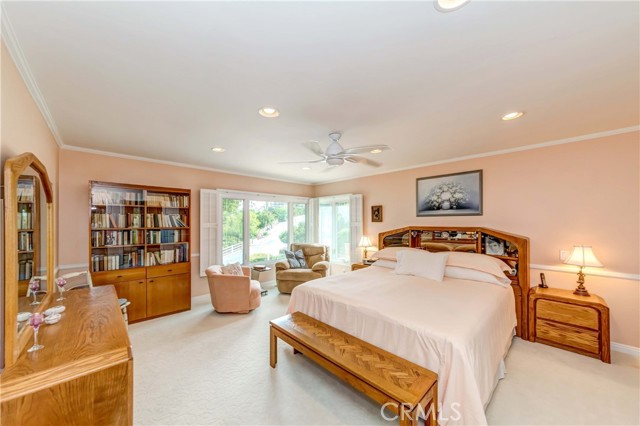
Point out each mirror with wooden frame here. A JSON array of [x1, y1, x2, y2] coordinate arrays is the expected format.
[[3, 152, 54, 367]]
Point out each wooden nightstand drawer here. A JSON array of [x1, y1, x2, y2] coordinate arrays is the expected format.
[[537, 299, 599, 330], [536, 319, 600, 354]]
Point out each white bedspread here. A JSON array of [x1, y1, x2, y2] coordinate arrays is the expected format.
[[287, 265, 516, 426]]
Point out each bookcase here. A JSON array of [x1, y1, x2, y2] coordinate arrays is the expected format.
[[17, 176, 39, 297], [89, 181, 191, 322]]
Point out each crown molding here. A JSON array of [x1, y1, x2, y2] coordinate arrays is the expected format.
[[61, 144, 311, 186], [1, 5, 65, 148], [312, 125, 640, 185]]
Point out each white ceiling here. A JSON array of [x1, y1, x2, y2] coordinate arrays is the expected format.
[[3, 1, 639, 184]]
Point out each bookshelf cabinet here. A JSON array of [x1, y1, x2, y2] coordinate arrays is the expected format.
[[89, 181, 191, 322], [17, 176, 39, 297]]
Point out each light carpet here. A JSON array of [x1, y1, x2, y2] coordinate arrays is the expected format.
[[129, 283, 639, 426]]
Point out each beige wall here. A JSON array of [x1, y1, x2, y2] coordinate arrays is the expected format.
[[315, 131, 640, 348], [1, 41, 61, 367], [58, 149, 313, 296]]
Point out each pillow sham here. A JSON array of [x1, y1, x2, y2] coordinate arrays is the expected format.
[[446, 252, 511, 278], [370, 259, 397, 269], [221, 262, 244, 276], [393, 250, 449, 281], [371, 247, 423, 261], [444, 266, 511, 287], [284, 249, 308, 269]]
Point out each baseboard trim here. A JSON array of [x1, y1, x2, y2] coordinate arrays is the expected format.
[[611, 342, 640, 357], [58, 263, 89, 271], [531, 264, 639, 281]]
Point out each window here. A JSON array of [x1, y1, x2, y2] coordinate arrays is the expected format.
[[201, 190, 309, 273], [249, 200, 288, 263], [317, 195, 362, 264]]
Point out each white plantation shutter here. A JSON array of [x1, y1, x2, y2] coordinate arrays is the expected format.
[[308, 197, 318, 243], [349, 194, 363, 263], [200, 189, 220, 277]]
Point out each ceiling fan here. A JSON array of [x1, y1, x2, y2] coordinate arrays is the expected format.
[[282, 132, 390, 168]]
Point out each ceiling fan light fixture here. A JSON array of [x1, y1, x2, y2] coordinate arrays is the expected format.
[[501, 111, 525, 121], [434, 0, 471, 12], [258, 106, 280, 118], [370, 149, 383, 154], [327, 158, 344, 166]]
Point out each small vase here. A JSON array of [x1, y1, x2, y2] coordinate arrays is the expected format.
[[441, 201, 451, 210]]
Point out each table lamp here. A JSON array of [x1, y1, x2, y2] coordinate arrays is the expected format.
[[358, 236, 374, 260], [563, 245, 603, 296]]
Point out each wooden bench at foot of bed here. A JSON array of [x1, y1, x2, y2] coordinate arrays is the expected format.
[[270, 312, 438, 426]]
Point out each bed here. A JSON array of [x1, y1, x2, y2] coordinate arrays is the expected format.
[[287, 227, 530, 426]]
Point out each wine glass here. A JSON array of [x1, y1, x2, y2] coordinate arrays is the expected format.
[[29, 278, 41, 305], [55, 277, 67, 302], [27, 313, 44, 352]]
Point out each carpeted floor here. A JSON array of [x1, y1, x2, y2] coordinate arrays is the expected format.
[[129, 283, 640, 425]]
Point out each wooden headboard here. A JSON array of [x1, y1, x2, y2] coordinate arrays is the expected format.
[[379, 226, 530, 340]]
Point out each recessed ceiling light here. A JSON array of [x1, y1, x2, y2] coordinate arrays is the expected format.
[[434, 0, 471, 12], [370, 149, 383, 154], [501, 111, 525, 121], [258, 106, 280, 118], [211, 147, 226, 153], [301, 167, 311, 170]]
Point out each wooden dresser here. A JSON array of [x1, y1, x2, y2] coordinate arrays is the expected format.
[[1, 286, 133, 425], [529, 287, 610, 363]]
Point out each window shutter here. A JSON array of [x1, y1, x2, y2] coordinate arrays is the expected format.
[[308, 197, 318, 243], [200, 189, 219, 277], [349, 194, 363, 263]]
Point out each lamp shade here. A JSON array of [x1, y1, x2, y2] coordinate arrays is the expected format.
[[564, 246, 603, 268], [358, 236, 373, 248]]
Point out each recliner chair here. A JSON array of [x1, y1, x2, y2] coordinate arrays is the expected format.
[[275, 243, 330, 294]]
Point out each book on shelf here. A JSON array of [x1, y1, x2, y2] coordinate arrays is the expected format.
[[91, 249, 144, 272], [17, 210, 33, 230], [146, 193, 189, 208], [92, 229, 143, 247], [18, 259, 34, 281], [91, 189, 143, 205], [146, 243, 188, 266], [18, 232, 34, 251], [145, 213, 188, 228], [146, 229, 187, 244], [17, 183, 35, 202]]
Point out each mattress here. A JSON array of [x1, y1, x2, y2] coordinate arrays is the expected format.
[[288, 265, 517, 426]]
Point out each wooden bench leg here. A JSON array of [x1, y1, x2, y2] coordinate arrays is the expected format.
[[424, 386, 438, 426], [270, 326, 277, 368]]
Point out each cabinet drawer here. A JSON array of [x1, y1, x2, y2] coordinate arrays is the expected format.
[[536, 319, 599, 354], [146, 262, 190, 278], [537, 299, 599, 330], [92, 268, 146, 285]]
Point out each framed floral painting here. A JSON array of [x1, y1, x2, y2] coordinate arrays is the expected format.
[[416, 170, 483, 216]]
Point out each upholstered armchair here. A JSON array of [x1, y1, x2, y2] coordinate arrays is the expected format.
[[205, 265, 261, 314], [275, 243, 330, 294]]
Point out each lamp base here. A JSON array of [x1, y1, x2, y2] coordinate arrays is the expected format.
[[573, 285, 590, 297]]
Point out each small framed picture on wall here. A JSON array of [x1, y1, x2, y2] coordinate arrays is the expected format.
[[371, 205, 383, 222]]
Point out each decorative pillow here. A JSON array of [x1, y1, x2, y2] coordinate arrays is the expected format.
[[370, 247, 423, 261], [393, 250, 449, 281], [446, 252, 511, 279], [370, 259, 397, 269], [221, 262, 244, 276], [285, 250, 308, 269], [444, 266, 511, 288]]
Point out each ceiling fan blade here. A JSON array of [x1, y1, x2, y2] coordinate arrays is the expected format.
[[341, 145, 390, 155], [304, 141, 325, 157], [279, 159, 326, 164], [343, 156, 382, 167]]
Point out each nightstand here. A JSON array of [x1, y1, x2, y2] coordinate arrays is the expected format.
[[351, 263, 370, 271], [529, 287, 610, 363]]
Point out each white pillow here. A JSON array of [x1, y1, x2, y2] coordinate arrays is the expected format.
[[446, 252, 512, 278], [393, 250, 449, 281], [370, 259, 397, 269], [444, 266, 511, 288], [370, 247, 423, 261]]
